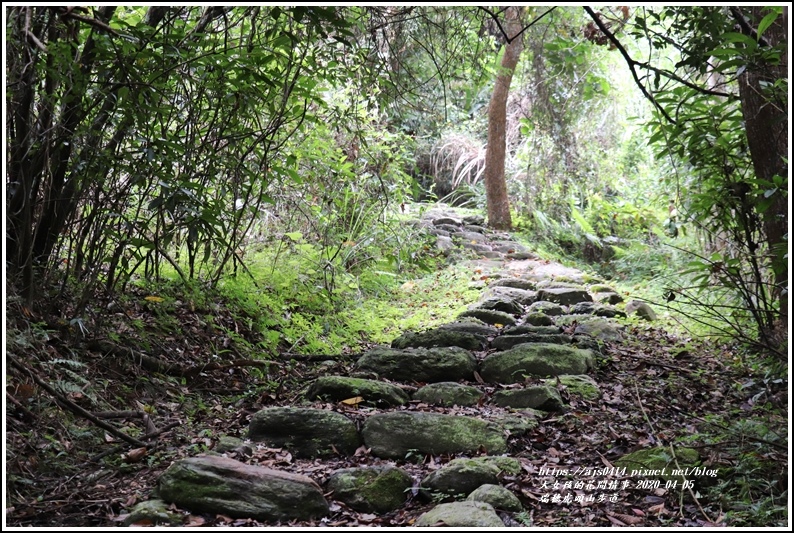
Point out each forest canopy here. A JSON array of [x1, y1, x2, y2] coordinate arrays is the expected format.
[[5, 5, 788, 354]]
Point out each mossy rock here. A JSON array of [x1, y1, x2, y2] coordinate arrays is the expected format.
[[123, 499, 183, 526], [614, 447, 700, 483], [415, 501, 503, 527], [589, 284, 617, 293], [413, 382, 484, 407], [420, 458, 503, 498], [458, 309, 517, 326], [492, 385, 565, 411], [543, 374, 600, 400], [326, 465, 412, 513], [305, 376, 409, 407], [158, 455, 329, 521], [391, 328, 485, 351], [248, 407, 360, 457], [536, 288, 593, 305], [527, 301, 565, 316], [481, 343, 595, 382], [362, 412, 506, 459], [535, 280, 584, 290], [355, 346, 477, 382], [467, 484, 523, 512], [522, 312, 555, 327]]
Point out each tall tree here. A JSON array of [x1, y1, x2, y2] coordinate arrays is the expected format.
[[731, 6, 789, 330], [586, 5, 788, 348], [482, 6, 524, 230]]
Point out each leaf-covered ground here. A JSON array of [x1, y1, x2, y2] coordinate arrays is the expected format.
[[5, 267, 788, 528]]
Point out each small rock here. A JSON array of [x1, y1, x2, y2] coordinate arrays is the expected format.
[[626, 300, 657, 321], [467, 484, 524, 512], [416, 501, 504, 527]]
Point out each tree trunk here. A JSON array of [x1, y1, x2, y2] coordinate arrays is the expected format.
[[483, 7, 523, 230], [735, 6, 789, 329]]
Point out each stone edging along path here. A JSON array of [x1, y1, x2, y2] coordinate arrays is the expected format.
[[125, 206, 688, 527]]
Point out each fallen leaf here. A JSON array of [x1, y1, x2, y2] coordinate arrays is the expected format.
[[124, 447, 148, 463], [340, 396, 363, 406]]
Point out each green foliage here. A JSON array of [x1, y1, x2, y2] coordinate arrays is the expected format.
[[638, 6, 787, 353], [6, 6, 358, 302]]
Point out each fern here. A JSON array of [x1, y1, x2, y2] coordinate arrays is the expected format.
[[570, 206, 597, 236], [43, 358, 85, 369]]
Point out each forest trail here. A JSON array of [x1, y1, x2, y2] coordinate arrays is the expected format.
[[5, 205, 782, 528]]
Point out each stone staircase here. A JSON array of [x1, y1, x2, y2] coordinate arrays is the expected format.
[[126, 206, 667, 527]]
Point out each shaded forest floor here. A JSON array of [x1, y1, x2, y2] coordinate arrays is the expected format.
[[4, 235, 789, 528]]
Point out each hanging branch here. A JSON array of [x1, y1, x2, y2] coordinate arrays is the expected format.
[[583, 6, 675, 125]]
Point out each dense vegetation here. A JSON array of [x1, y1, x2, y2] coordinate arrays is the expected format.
[[5, 6, 788, 528]]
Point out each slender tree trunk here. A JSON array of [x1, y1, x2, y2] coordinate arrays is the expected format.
[[734, 6, 788, 329], [483, 7, 523, 230]]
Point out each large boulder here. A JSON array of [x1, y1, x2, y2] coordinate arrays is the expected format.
[[158, 455, 328, 521], [362, 412, 507, 458], [481, 343, 595, 382], [355, 346, 477, 382], [248, 407, 360, 457]]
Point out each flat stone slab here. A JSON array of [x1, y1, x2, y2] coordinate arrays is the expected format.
[[362, 412, 507, 458], [158, 455, 328, 521]]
